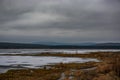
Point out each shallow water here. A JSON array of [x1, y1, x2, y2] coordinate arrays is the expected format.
[[0, 56, 99, 73]]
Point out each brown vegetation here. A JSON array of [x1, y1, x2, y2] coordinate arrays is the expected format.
[[0, 68, 63, 80]]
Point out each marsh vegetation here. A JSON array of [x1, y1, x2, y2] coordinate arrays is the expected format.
[[0, 52, 120, 80]]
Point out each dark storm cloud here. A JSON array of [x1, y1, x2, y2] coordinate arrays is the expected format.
[[0, 0, 120, 42]]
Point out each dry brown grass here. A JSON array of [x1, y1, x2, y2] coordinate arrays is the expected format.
[[0, 68, 63, 80]]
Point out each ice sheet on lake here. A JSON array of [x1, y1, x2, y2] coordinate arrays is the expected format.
[[0, 56, 99, 73], [0, 49, 120, 54]]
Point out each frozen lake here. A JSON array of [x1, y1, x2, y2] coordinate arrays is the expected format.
[[0, 49, 119, 73], [0, 49, 120, 54], [0, 56, 99, 73]]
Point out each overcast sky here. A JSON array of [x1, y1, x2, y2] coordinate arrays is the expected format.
[[0, 0, 120, 43]]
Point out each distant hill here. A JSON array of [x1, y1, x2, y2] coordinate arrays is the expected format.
[[32, 42, 68, 45], [0, 42, 49, 49], [32, 42, 97, 46], [95, 43, 120, 46], [0, 42, 120, 49], [32, 42, 120, 46]]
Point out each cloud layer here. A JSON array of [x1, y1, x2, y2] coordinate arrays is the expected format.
[[0, 0, 120, 43]]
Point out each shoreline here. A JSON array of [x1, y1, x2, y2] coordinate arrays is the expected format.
[[0, 52, 120, 80]]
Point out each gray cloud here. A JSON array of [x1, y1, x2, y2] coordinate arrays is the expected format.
[[0, 0, 120, 43]]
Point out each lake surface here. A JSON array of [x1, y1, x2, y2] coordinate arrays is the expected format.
[[0, 56, 99, 73], [0, 49, 120, 54]]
